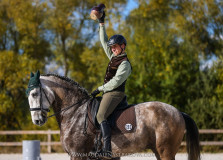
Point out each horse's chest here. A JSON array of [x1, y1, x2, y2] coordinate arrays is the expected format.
[[60, 122, 93, 154]]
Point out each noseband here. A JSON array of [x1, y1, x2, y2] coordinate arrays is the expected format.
[[29, 83, 51, 113]]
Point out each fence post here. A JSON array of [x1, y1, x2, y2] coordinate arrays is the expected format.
[[48, 129, 51, 153]]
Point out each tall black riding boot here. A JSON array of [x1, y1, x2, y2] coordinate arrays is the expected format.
[[100, 120, 112, 159]]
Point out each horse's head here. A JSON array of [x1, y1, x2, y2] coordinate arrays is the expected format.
[[26, 71, 54, 126]]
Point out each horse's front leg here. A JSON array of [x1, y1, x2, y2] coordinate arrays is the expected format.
[[63, 131, 95, 160]]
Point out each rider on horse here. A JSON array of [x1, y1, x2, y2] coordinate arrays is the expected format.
[[91, 11, 132, 159]]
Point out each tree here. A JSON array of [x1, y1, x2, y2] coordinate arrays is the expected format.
[[0, 51, 39, 130], [122, 0, 223, 110], [45, 0, 127, 77], [6, 0, 52, 60], [0, 0, 54, 133]]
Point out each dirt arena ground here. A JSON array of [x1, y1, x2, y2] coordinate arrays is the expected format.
[[0, 153, 223, 160]]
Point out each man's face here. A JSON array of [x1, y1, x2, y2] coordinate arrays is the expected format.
[[111, 44, 125, 56]]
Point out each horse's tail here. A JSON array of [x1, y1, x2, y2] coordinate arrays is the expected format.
[[181, 112, 201, 160]]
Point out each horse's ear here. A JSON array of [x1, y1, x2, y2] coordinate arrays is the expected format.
[[30, 72, 34, 77], [36, 70, 40, 78]]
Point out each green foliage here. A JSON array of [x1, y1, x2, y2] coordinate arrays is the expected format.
[[122, 0, 223, 130], [6, 0, 52, 60], [80, 42, 109, 91], [186, 68, 220, 129], [0, 0, 57, 135], [0, 51, 39, 129]]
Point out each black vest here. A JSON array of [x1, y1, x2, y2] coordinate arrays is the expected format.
[[104, 55, 131, 92]]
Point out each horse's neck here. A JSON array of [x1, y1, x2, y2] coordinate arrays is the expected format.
[[40, 76, 89, 129], [52, 92, 88, 133]]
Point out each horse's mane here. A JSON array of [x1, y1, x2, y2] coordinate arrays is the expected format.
[[41, 74, 89, 97]]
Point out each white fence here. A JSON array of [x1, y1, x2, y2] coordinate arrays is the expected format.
[[0, 129, 223, 153]]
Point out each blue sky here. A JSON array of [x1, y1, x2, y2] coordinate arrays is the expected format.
[[123, 0, 138, 17]]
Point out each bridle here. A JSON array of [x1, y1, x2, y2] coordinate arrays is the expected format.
[[29, 82, 51, 113], [28, 79, 93, 137], [29, 82, 90, 118]]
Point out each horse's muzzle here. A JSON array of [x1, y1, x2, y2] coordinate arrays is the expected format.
[[33, 118, 47, 126], [32, 112, 47, 126]]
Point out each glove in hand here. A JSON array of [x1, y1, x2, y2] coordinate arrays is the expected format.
[[98, 11, 105, 23], [91, 89, 100, 97]]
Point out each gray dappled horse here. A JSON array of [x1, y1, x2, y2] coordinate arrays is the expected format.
[[27, 71, 200, 160]]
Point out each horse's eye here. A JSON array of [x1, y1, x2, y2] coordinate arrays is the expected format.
[[31, 92, 38, 97]]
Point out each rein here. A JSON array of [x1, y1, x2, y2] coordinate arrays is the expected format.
[[47, 97, 89, 118]]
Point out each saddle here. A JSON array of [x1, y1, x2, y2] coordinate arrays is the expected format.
[[86, 96, 136, 134]]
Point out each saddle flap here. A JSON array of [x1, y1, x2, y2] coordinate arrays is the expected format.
[[111, 106, 136, 134], [87, 96, 136, 134]]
